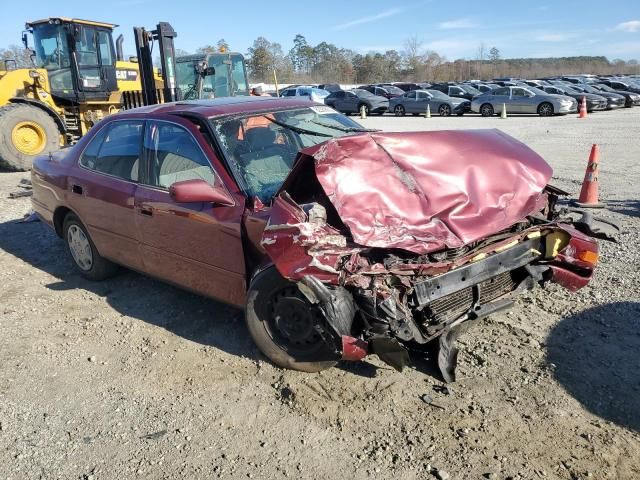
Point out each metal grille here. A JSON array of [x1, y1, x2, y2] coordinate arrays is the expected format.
[[422, 271, 519, 326]]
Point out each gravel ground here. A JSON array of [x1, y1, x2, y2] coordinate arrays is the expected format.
[[1, 109, 639, 480]]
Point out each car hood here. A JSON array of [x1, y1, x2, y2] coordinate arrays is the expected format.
[[277, 129, 552, 254]]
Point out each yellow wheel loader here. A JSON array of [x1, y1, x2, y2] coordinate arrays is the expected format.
[[0, 18, 152, 170], [0, 17, 250, 171]]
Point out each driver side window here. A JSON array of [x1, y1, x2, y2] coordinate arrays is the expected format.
[[144, 121, 217, 189]]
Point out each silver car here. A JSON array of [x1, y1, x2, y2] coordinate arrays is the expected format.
[[389, 89, 470, 116], [471, 86, 577, 116]]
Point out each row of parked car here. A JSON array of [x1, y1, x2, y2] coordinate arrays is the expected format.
[[276, 74, 640, 117]]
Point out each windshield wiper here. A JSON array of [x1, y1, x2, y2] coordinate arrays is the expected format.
[[263, 117, 332, 137], [309, 119, 378, 133]]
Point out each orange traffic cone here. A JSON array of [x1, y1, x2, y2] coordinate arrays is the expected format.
[[578, 96, 588, 118], [572, 144, 604, 208]]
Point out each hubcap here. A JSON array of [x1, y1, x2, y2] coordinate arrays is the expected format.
[[482, 105, 492, 115], [441, 106, 451, 115], [541, 104, 552, 115], [395, 106, 404, 116], [11, 121, 47, 155], [67, 225, 93, 271]]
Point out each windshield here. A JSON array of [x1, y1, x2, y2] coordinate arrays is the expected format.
[[210, 107, 370, 202], [460, 85, 481, 94], [426, 89, 448, 99], [560, 85, 580, 94], [595, 84, 614, 92], [353, 89, 375, 98], [176, 54, 249, 100], [384, 85, 404, 94], [527, 86, 547, 95]]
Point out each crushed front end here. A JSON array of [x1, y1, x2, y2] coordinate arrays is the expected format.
[[256, 130, 610, 381]]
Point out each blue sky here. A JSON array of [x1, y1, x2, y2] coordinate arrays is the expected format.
[[2, 0, 639, 60]]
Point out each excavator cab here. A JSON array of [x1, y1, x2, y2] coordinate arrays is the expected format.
[[176, 52, 249, 100], [26, 17, 118, 101]]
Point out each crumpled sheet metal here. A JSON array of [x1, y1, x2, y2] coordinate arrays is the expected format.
[[308, 129, 552, 254], [262, 193, 362, 283]]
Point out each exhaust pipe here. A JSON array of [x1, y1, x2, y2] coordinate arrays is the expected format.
[[116, 34, 124, 62]]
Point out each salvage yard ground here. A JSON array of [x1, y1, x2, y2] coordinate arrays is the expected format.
[[1, 109, 639, 480]]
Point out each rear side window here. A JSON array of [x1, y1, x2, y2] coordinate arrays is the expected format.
[[80, 121, 144, 181], [493, 87, 510, 96], [144, 121, 216, 189]]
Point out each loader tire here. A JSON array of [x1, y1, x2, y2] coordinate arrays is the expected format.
[[0, 103, 60, 171]]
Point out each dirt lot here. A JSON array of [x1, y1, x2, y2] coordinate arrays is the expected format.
[[1, 109, 639, 480]]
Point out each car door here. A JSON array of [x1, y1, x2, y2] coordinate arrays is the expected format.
[[331, 91, 346, 111], [71, 119, 144, 270], [134, 117, 247, 306], [490, 87, 510, 110], [415, 91, 431, 113], [403, 91, 417, 113], [510, 87, 530, 113], [344, 91, 359, 112]]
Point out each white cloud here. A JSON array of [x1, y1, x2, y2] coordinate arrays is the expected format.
[[535, 33, 577, 42], [438, 18, 476, 29], [331, 8, 403, 31], [614, 20, 640, 32], [424, 40, 469, 58]]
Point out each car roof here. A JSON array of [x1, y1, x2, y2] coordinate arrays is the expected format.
[[113, 97, 316, 119]]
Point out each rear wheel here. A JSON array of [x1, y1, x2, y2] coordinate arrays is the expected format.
[[245, 267, 338, 373], [538, 102, 554, 116], [0, 103, 60, 171], [438, 104, 452, 116], [394, 105, 405, 116], [480, 103, 494, 117], [63, 213, 118, 281]]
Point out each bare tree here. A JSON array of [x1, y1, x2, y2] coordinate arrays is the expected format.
[[403, 35, 424, 80]]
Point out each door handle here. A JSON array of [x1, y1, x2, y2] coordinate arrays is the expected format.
[[71, 184, 83, 195]]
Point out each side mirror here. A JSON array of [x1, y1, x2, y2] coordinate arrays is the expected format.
[[169, 179, 234, 206], [21, 31, 28, 49]]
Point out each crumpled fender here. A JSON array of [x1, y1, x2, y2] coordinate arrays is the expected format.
[[261, 192, 361, 283]]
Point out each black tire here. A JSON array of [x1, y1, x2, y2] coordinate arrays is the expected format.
[[394, 105, 406, 116], [245, 267, 338, 373], [456, 112, 464, 116], [538, 102, 554, 117], [438, 104, 452, 116], [0, 103, 60, 171], [62, 213, 118, 281], [480, 103, 494, 117]]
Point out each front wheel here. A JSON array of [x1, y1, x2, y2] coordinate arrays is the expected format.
[[438, 104, 452, 116], [394, 105, 405, 116], [245, 267, 339, 373], [63, 213, 118, 281], [0, 104, 60, 171], [480, 103, 494, 117], [538, 102, 554, 116]]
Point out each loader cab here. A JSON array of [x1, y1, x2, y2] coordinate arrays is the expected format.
[[175, 52, 249, 100], [27, 18, 118, 102]]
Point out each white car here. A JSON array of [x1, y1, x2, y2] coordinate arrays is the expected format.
[[280, 86, 330, 103]]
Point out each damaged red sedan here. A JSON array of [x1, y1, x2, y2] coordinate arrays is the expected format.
[[31, 97, 610, 382]]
